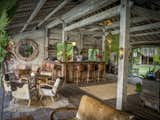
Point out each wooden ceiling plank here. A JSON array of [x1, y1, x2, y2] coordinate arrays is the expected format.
[[64, 5, 120, 31], [20, 0, 47, 33], [47, 0, 118, 29], [88, 16, 148, 32], [133, 6, 160, 20], [36, 0, 69, 29], [131, 31, 160, 37]]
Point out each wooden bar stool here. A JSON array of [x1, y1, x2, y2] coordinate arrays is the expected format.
[[76, 64, 85, 85], [70, 64, 75, 83], [97, 63, 105, 82], [55, 65, 62, 78], [87, 63, 95, 83]]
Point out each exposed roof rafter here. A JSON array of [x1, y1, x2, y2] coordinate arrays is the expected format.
[[64, 5, 121, 31], [131, 31, 160, 37], [88, 16, 149, 32], [130, 40, 160, 45], [111, 22, 160, 34], [47, 0, 118, 29], [20, 0, 47, 33], [35, 0, 70, 29], [133, 6, 160, 20]]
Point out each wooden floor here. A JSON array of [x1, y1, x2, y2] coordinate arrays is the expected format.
[[60, 82, 160, 120]]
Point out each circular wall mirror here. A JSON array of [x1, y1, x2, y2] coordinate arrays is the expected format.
[[15, 39, 39, 61]]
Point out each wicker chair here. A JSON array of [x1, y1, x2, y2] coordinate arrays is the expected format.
[[11, 77, 38, 106], [38, 77, 64, 103]]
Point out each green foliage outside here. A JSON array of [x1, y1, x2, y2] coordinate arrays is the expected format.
[[132, 48, 141, 64], [153, 55, 160, 65], [0, 0, 18, 63], [104, 34, 119, 63], [133, 64, 160, 77], [57, 42, 73, 61], [136, 83, 142, 93], [88, 48, 99, 61], [153, 48, 160, 65], [0, 0, 18, 117], [0, 11, 9, 63]]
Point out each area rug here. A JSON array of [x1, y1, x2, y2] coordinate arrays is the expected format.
[[3, 95, 75, 120]]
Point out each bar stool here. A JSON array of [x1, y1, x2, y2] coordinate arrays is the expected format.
[[55, 65, 62, 78], [97, 63, 105, 82], [76, 64, 85, 85], [70, 64, 75, 83], [87, 63, 95, 83]]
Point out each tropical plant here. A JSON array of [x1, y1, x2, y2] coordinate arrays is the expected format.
[[88, 48, 100, 61], [0, 1, 18, 119], [136, 83, 142, 93], [153, 55, 160, 65], [57, 42, 74, 61], [0, 11, 9, 63], [142, 66, 156, 80]]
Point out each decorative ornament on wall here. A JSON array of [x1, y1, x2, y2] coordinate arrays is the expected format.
[[15, 39, 39, 61]]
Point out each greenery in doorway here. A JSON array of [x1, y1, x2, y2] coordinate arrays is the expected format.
[[153, 55, 160, 65], [104, 34, 119, 63], [88, 48, 100, 61], [132, 48, 141, 64], [136, 83, 142, 93], [57, 42, 74, 61]]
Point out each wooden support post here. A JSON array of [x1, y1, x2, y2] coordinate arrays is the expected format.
[[116, 0, 130, 110], [102, 28, 105, 53], [44, 28, 48, 58], [62, 23, 66, 42], [80, 33, 84, 50], [102, 28, 107, 60]]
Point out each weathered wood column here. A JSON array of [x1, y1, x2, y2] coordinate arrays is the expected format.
[[62, 22, 67, 81], [44, 27, 48, 58], [102, 28, 106, 54], [80, 33, 84, 50], [62, 22, 66, 42], [102, 27, 108, 61], [116, 0, 130, 110]]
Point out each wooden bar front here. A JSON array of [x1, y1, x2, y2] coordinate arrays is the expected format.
[[53, 61, 106, 84]]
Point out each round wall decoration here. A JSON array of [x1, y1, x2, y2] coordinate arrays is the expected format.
[[15, 39, 39, 61]]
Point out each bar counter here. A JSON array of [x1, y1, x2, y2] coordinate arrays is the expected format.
[[53, 61, 106, 84]]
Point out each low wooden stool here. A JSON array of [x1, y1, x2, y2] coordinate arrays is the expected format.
[[87, 63, 95, 83], [76, 64, 85, 85], [97, 63, 105, 82]]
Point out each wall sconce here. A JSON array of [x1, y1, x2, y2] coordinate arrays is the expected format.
[[119, 47, 124, 59], [31, 72, 35, 77], [72, 42, 76, 46]]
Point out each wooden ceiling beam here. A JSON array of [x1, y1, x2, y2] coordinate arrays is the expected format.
[[111, 22, 160, 34], [64, 5, 120, 31], [35, 0, 69, 29], [130, 40, 160, 45], [88, 16, 148, 31], [131, 31, 160, 37], [20, 0, 47, 33], [47, 0, 118, 29], [133, 6, 160, 20], [8, 17, 56, 30]]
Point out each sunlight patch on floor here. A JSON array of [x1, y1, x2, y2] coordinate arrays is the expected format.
[[80, 83, 136, 100]]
